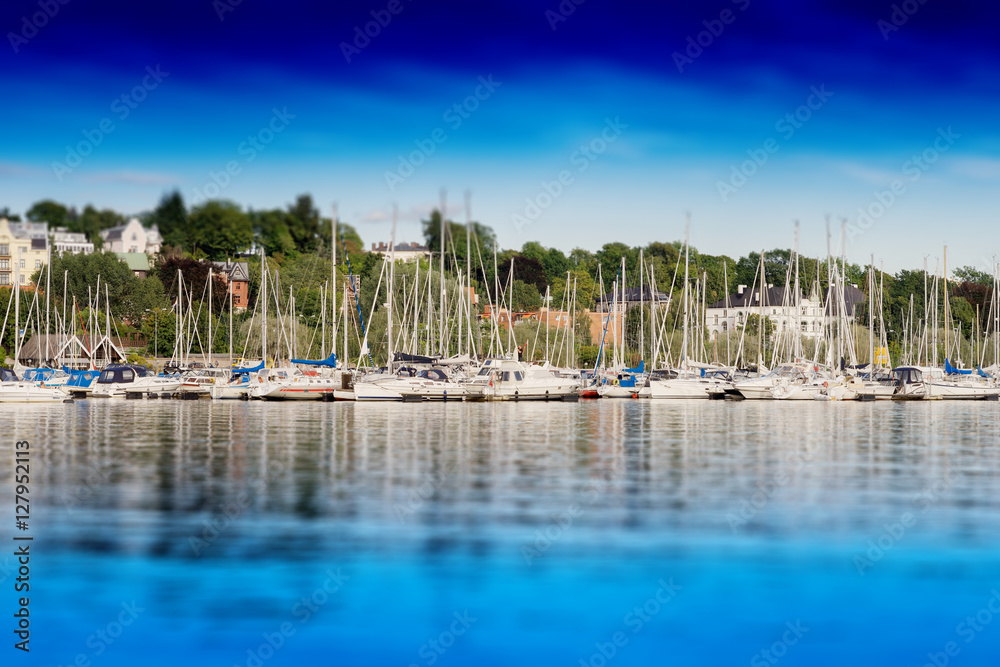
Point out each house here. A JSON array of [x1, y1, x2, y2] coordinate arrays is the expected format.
[[0, 218, 49, 286], [16, 333, 126, 369], [116, 252, 150, 278], [51, 227, 94, 255], [370, 241, 431, 262], [704, 283, 866, 339], [594, 286, 670, 314], [100, 218, 162, 254], [211, 261, 251, 311]]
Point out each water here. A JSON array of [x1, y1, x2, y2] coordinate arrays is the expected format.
[[4, 400, 1000, 665]]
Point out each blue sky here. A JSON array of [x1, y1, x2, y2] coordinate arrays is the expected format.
[[2, 0, 999, 271]]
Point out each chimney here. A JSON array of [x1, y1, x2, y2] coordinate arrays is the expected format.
[[737, 284, 747, 295]]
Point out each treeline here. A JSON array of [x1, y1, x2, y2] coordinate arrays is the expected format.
[[4, 192, 363, 261]]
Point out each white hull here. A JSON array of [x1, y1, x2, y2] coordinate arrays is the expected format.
[[647, 378, 720, 399], [0, 383, 67, 403]]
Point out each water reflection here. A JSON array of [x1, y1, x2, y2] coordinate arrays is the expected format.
[[4, 400, 1000, 665]]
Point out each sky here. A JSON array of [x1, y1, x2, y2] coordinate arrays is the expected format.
[[1, 0, 999, 273]]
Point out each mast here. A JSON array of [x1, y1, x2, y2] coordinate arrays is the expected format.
[[943, 245, 949, 365], [465, 190, 473, 359], [261, 248, 267, 365], [387, 204, 397, 374], [331, 204, 338, 363], [439, 189, 446, 356], [208, 267, 213, 366], [45, 244, 51, 363], [681, 217, 690, 368]]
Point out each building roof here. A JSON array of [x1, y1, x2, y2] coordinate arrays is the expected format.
[[7, 221, 48, 239], [371, 241, 430, 253], [595, 286, 670, 307], [212, 261, 250, 281], [708, 286, 805, 309], [116, 252, 150, 272]]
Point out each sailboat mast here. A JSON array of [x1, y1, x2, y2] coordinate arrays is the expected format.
[[439, 189, 446, 357], [387, 204, 397, 374], [332, 204, 337, 363]]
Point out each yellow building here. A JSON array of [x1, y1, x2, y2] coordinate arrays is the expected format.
[[0, 218, 50, 286]]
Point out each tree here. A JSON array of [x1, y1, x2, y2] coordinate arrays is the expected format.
[[509, 279, 542, 311], [286, 194, 321, 253], [26, 199, 68, 227], [954, 265, 992, 286], [155, 256, 230, 309], [0, 207, 21, 221], [147, 191, 189, 249], [188, 201, 253, 260], [75, 205, 124, 247]]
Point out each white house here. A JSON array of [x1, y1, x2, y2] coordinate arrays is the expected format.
[[705, 284, 865, 339], [51, 227, 94, 255], [100, 218, 162, 254], [370, 241, 431, 262]]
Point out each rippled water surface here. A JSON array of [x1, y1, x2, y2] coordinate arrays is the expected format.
[[5, 400, 1000, 665]]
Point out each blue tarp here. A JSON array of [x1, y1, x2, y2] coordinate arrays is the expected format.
[[231, 361, 265, 375], [945, 359, 973, 375], [290, 352, 338, 368], [624, 360, 644, 374]]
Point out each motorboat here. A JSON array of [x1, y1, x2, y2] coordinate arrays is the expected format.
[[89, 364, 183, 398], [464, 360, 578, 401], [0, 367, 68, 403]]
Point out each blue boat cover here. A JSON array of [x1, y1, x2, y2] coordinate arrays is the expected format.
[[945, 359, 973, 375], [231, 361, 265, 375], [624, 360, 644, 374], [289, 352, 338, 368]]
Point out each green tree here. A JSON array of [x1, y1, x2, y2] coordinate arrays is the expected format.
[[189, 201, 253, 260], [147, 191, 189, 249], [26, 199, 68, 227]]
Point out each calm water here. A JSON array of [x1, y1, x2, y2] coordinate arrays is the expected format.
[[4, 400, 1000, 665]]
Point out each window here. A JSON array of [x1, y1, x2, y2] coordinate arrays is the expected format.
[[801, 322, 807, 332], [0, 274, 8, 285], [19, 259, 25, 268], [0, 259, 7, 269], [20, 275, 26, 283], [122, 369, 134, 382], [35, 260, 41, 269], [0, 244, 7, 255], [722, 322, 728, 332]]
